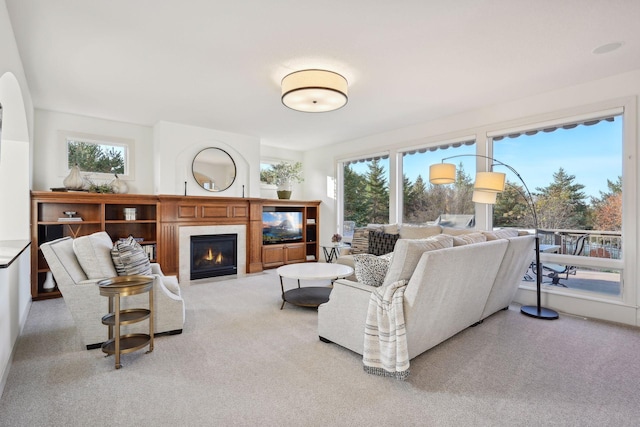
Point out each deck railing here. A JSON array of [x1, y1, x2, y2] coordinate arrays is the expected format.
[[538, 229, 622, 260]]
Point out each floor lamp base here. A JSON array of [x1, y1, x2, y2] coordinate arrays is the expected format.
[[520, 305, 559, 320]]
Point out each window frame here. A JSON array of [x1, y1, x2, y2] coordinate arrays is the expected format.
[[59, 130, 135, 181], [486, 103, 632, 304]]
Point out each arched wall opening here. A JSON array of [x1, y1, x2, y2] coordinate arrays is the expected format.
[[0, 72, 31, 240]]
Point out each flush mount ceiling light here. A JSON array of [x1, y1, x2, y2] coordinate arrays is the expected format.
[[281, 69, 348, 112]]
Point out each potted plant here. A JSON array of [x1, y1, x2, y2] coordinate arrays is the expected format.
[[261, 161, 303, 199]]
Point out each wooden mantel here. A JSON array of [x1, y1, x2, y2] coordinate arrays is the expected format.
[[156, 195, 264, 274], [155, 195, 322, 276]]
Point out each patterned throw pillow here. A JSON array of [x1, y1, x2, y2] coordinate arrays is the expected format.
[[350, 228, 370, 254], [368, 231, 400, 256], [111, 235, 152, 276], [354, 253, 392, 287]]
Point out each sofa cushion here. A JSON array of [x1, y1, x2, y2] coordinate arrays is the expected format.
[[354, 253, 392, 287], [72, 232, 118, 279], [382, 234, 454, 286], [482, 229, 519, 240], [399, 224, 442, 239], [452, 232, 487, 246], [441, 227, 476, 236], [111, 235, 152, 276], [382, 223, 399, 234], [368, 231, 400, 256]]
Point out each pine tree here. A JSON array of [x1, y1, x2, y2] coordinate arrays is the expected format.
[[493, 180, 532, 227], [343, 165, 369, 227], [535, 168, 588, 229], [364, 159, 389, 224], [451, 163, 474, 215]]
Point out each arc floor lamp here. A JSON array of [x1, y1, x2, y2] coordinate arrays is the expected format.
[[429, 154, 559, 320]]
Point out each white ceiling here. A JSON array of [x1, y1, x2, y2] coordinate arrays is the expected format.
[[6, 0, 640, 151]]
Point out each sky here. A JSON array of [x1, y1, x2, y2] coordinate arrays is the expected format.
[[350, 117, 622, 200]]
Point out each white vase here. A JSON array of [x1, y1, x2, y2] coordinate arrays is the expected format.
[[42, 271, 56, 292], [63, 164, 85, 190], [111, 175, 128, 194]]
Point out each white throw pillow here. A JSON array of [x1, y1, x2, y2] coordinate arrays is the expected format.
[[482, 229, 519, 240], [354, 253, 392, 287], [382, 234, 453, 286], [399, 224, 442, 239], [452, 232, 487, 246], [72, 231, 118, 279]]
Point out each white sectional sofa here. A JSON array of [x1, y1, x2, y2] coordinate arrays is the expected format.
[[318, 233, 534, 360]]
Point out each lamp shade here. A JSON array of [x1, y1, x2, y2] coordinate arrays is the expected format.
[[474, 171, 506, 192], [472, 190, 498, 204], [281, 69, 348, 112], [429, 163, 456, 184]]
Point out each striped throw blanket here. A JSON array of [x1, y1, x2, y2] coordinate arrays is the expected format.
[[363, 279, 410, 380]]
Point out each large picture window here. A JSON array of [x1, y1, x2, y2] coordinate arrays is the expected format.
[[342, 155, 390, 227], [491, 112, 623, 297], [401, 141, 476, 227]]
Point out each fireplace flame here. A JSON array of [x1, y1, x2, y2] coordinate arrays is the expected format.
[[203, 248, 224, 264]]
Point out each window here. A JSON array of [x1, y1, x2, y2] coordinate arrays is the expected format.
[[401, 141, 476, 226], [491, 112, 623, 297], [341, 154, 390, 227], [61, 131, 134, 180]]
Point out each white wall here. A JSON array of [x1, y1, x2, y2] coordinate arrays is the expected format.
[[304, 69, 640, 326], [261, 144, 305, 200], [32, 110, 154, 193], [0, 248, 30, 396], [153, 121, 260, 197], [0, 0, 33, 398]]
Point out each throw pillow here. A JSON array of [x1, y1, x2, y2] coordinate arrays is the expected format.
[[354, 253, 392, 287], [111, 235, 152, 276], [399, 224, 442, 239], [350, 228, 370, 254], [482, 228, 519, 241], [452, 232, 487, 246], [72, 231, 118, 279], [368, 231, 400, 256], [382, 234, 454, 286]]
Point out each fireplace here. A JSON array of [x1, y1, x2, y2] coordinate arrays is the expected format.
[[190, 234, 238, 280]]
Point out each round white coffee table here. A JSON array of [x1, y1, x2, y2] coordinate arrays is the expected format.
[[276, 263, 354, 309]]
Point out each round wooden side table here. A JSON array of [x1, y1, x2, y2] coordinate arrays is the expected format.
[[98, 275, 154, 369]]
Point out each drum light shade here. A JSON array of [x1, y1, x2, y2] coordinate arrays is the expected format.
[[281, 69, 348, 112], [474, 171, 506, 192], [472, 190, 498, 204], [429, 163, 456, 184]]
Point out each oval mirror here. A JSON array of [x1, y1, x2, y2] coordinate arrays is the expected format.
[[192, 148, 237, 192]]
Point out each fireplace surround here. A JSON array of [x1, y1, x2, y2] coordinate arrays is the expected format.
[[179, 225, 247, 283]]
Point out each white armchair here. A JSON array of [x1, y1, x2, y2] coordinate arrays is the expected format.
[[40, 233, 185, 349]]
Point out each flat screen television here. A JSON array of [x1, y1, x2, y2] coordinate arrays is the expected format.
[[262, 211, 303, 245]]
